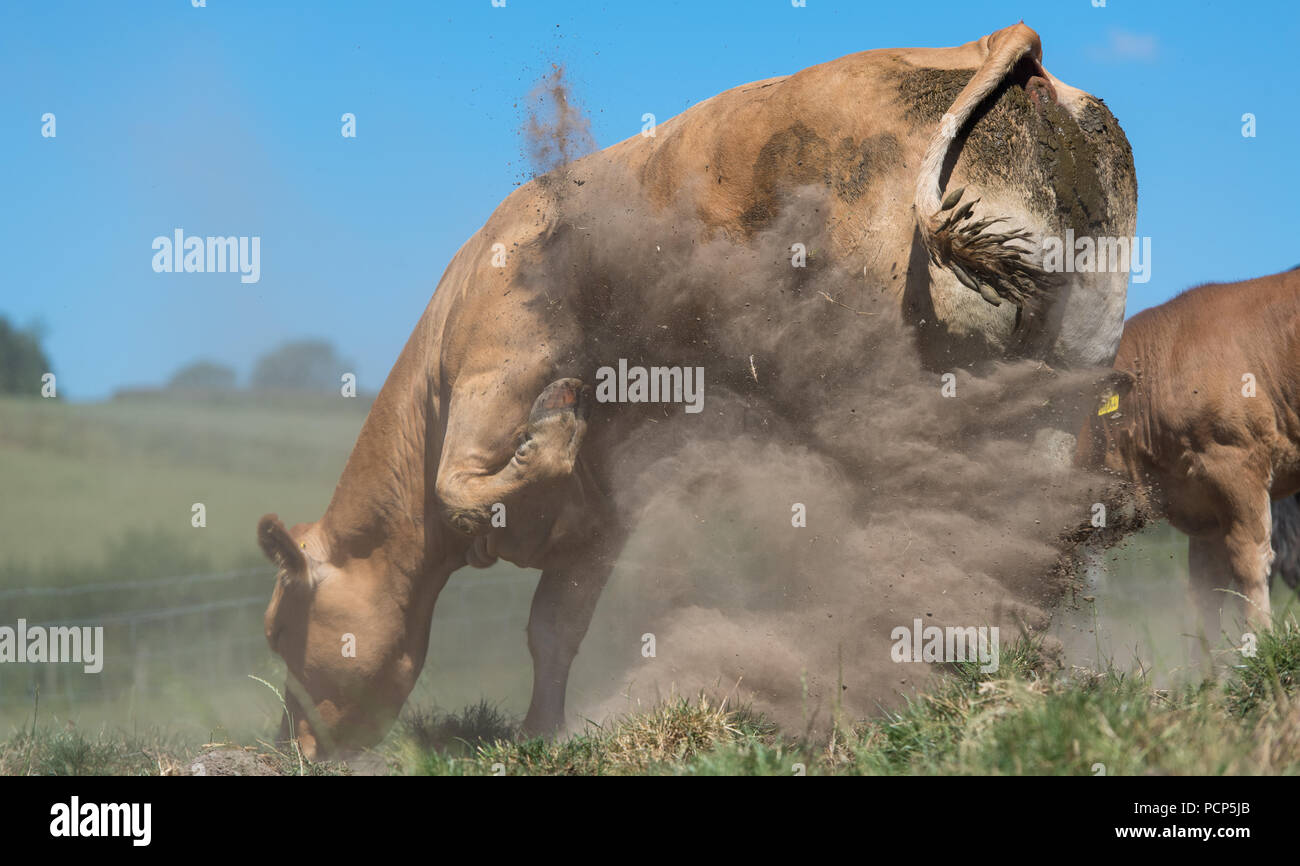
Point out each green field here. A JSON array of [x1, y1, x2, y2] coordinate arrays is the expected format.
[[0, 393, 538, 745], [1, 392, 1297, 775], [0, 393, 367, 566]]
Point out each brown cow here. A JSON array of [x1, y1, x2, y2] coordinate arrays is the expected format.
[[258, 22, 1137, 759], [1079, 267, 1300, 642]]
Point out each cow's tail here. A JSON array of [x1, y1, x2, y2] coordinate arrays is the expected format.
[[912, 22, 1047, 310], [1271, 494, 1300, 592]]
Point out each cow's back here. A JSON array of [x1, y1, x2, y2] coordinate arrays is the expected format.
[[433, 29, 1137, 375], [1116, 269, 1300, 496]]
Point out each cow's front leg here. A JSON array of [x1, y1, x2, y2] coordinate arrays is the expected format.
[[1206, 466, 1275, 633], [436, 377, 591, 543], [1186, 460, 1275, 661], [1222, 506, 1274, 634], [522, 544, 619, 737]]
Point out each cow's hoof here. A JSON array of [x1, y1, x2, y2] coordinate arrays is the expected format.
[[515, 378, 591, 475], [520, 712, 563, 740], [528, 377, 591, 423]]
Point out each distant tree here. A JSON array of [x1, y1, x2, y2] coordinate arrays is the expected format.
[[0, 317, 53, 396], [251, 339, 353, 393], [168, 360, 237, 391]]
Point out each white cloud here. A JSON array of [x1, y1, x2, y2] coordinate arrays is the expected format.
[[1089, 29, 1159, 63]]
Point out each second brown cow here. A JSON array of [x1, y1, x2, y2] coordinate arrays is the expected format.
[[1080, 266, 1300, 640]]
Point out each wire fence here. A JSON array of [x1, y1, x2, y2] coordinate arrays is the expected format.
[[0, 566, 538, 711], [0, 567, 270, 603], [0, 527, 1216, 719]]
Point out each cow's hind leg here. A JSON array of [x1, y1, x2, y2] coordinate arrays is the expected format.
[[1187, 534, 1229, 668], [522, 540, 620, 737]]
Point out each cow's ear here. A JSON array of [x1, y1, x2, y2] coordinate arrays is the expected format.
[[1095, 369, 1137, 417], [1109, 369, 1137, 397], [258, 514, 307, 578]]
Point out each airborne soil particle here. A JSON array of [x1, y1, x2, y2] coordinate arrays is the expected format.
[[186, 748, 281, 776]]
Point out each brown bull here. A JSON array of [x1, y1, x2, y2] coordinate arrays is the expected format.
[[1080, 267, 1300, 643], [258, 22, 1136, 759]]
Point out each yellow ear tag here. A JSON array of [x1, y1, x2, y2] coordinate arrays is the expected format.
[[1098, 393, 1119, 416], [300, 542, 307, 549]]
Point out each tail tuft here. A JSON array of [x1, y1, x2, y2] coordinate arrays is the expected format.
[[912, 23, 1049, 311]]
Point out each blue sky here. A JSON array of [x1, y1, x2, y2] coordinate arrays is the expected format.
[[2, 0, 1296, 400]]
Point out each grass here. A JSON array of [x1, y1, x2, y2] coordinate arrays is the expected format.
[[0, 724, 357, 776], [1224, 620, 1300, 718], [397, 700, 520, 757], [384, 695, 793, 776], [373, 621, 1300, 776], [3, 622, 1298, 775], [0, 723, 188, 776]]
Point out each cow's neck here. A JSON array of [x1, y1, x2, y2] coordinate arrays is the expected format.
[[319, 324, 456, 601]]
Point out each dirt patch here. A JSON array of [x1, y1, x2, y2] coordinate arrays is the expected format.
[[185, 748, 282, 776], [738, 127, 902, 233], [180, 745, 372, 776], [739, 122, 832, 232], [894, 66, 1135, 236]]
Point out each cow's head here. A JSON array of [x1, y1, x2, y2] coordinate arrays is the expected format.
[[257, 513, 424, 760], [1075, 368, 1139, 476]]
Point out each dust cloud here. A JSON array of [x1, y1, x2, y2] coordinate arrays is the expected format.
[[521, 63, 597, 182], [516, 67, 1135, 735]]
